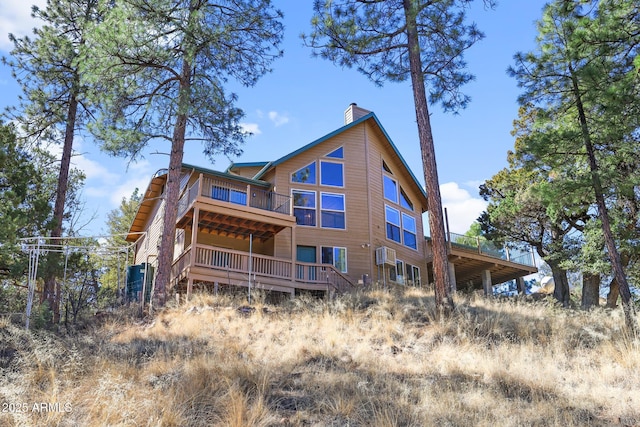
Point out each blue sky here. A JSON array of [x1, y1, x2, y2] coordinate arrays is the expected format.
[[0, 0, 549, 236]]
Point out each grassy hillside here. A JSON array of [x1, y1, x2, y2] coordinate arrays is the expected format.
[[1, 288, 639, 426]]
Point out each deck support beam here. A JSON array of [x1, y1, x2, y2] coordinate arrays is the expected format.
[[516, 276, 526, 295], [482, 269, 492, 297], [290, 226, 297, 283], [448, 262, 457, 293], [187, 206, 200, 301]]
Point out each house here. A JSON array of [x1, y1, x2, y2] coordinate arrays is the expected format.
[[126, 104, 536, 300]]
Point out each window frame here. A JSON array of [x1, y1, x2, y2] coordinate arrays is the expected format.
[[383, 174, 398, 203], [291, 161, 317, 185], [320, 192, 346, 230], [402, 213, 418, 250], [400, 187, 414, 211], [325, 146, 344, 159], [292, 189, 317, 227], [395, 259, 405, 284], [320, 160, 345, 187], [385, 205, 402, 243], [321, 246, 348, 273]]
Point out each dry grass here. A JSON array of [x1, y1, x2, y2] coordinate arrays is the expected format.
[[1, 288, 639, 426]]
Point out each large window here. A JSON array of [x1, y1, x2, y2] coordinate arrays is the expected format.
[[383, 175, 398, 203], [386, 206, 418, 249], [322, 246, 347, 273], [321, 193, 345, 229], [402, 213, 417, 250], [385, 205, 401, 243], [293, 190, 316, 226], [320, 161, 344, 187], [292, 162, 316, 184]]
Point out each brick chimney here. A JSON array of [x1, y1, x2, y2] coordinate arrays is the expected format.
[[344, 103, 371, 125]]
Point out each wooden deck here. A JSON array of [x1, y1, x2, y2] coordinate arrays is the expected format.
[[171, 244, 355, 296], [426, 233, 537, 290]]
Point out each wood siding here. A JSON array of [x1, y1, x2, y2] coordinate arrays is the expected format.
[[228, 165, 266, 179], [134, 198, 165, 266], [272, 120, 429, 285]]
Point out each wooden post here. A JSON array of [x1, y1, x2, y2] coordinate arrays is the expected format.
[[290, 226, 296, 283], [448, 262, 457, 293], [187, 278, 193, 301], [481, 269, 492, 297], [187, 206, 199, 301]]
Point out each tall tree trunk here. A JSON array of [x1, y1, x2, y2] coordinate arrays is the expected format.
[[581, 273, 600, 309], [569, 69, 635, 328], [43, 91, 79, 324], [151, 58, 192, 308], [550, 262, 570, 307], [606, 277, 619, 308], [606, 252, 629, 308], [403, 0, 452, 313]]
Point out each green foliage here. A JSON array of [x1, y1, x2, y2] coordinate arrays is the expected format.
[[60, 246, 102, 322], [499, 0, 640, 310], [0, 284, 27, 314], [304, 0, 493, 112], [82, 0, 284, 162], [1, 0, 100, 142], [98, 189, 142, 308], [31, 301, 53, 329], [80, 0, 284, 304], [0, 122, 55, 279], [304, 0, 495, 311]]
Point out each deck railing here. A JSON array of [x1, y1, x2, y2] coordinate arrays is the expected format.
[[171, 247, 192, 283], [448, 232, 535, 267], [202, 176, 291, 215], [177, 175, 292, 219], [184, 244, 353, 292]]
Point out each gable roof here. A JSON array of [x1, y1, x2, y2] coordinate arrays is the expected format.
[[126, 163, 272, 241], [182, 162, 271, 188], [225, 161, 270, 174], [254, 112, 427, 200]]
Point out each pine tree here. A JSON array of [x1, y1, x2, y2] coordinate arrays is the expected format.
[[2, 0, 101, 322], [510, 0, 639, 326], [81, 0, 284, 306], [304, 0, 494, 312]]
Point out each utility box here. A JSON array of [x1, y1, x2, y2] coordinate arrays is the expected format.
[[126, 263, 154, 303]]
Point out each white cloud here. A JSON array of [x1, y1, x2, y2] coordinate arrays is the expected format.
[[82, 157, 152, 206], [108, 175, 152, 206], [43, 139, 120, 184], [73, 154, 121, 183], [0, 1, 47, 52], [439, 182, 487, 234], [240, 122, 261, 135], [252, 110, 289, 127], [268, 111, 289, 127]]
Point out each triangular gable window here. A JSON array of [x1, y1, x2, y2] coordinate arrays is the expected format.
[[400, 188, 413, 211], [382, 160, 392, 174], [291, 161, 317, 184], [326, 146, 344, 159]]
